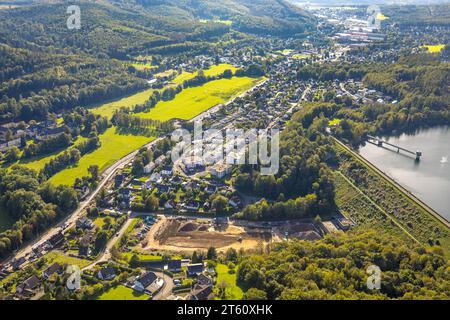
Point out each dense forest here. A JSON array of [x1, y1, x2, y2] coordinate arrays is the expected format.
[[0, 167, 78, 258], [129, 0, 316, 37], [234, 102, 336, 221], [238, 230, 450, 299]]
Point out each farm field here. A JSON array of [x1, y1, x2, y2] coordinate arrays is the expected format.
[[172, 63, 237, 84], [215, 263, 243, 300], [130, 62, 156, 71], [90, 88, 154, 120], [135, 76, 263, 121], [89, 64, 238, 119], [97, 285, 150, 300], [49, 127, 154, 186], [421, 44, 445, 53]]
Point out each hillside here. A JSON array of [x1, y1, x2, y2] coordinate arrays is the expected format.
[[128, 0, 316, 36]]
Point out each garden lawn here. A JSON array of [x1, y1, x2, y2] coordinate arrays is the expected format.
[[97, 285, 150, 300], [136, 76, 263, 121], [215, 263, 243, 300], [90, 88, 154, 119], [122, 252, 163, 262], [44, 251, 91, 269], [49, 127, 154, 186]]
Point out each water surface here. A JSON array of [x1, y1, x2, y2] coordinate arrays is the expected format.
[[359, 126, 450, 221]]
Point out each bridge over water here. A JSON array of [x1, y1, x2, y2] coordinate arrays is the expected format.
[[366, 135, 422, 161]]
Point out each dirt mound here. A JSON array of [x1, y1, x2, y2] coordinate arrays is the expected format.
[[178, 222, 198, 232]]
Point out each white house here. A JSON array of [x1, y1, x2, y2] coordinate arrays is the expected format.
[[144, 162, 156, 174]]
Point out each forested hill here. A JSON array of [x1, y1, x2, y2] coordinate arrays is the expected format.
[[0, 1, 225, 58], [125, 0, 316, 36]]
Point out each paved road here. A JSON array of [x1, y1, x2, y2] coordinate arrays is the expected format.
[[82, 216, 135, 271], [152, 271, 174, 300]]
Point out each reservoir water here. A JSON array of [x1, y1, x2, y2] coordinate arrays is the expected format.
[[358, 126, 450, 222]]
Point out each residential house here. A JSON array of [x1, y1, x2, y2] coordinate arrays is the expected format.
[[186, 263, 204, 277], [115, 174, 124, 189], [133, 271, 158, 292], [156, 184, 171, 195], [143, 162, 156, 174], [205, 185, 217, 194], [16, 275, 41, 295], [76, 217, 94, 230], [228, 196, 242, 209], [149, 172, 162, 183], [48, 232, 64, 249], [42, 263, 62, 280], [164, 200, 176, 210], [97, 265, 116, 281], [196, 274, 212, 286], [185, 200, 200, 211], [189, 283, 213, 300], [12, 257, 26, 271], [78, 234, 92, 258], [155, 155, 166, 166], [167, 259, 182, 273]]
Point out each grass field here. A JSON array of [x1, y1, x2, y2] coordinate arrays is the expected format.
[[200, 19, 233, 26], [90, 64, 238, 119], [93, 216, 117, 229], [90, 88, 154, 120], [130, 62, 156, 71], [421, 44, 445, 53], [172, 63, 237, 85], [97, 285, 150, 300], [44, 251, 91, 269], [292, 54, 308, 60], [19, 136, 88, 172], [135, 76, 263, 121], [49, 127, 154, 186], [122, 252, 163, 262], [215, 263, 243, 300], [0, 207, 14, 233]]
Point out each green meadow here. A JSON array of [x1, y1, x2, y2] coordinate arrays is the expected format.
[[135, 76, 263, 121], [89, 64, 237, 119], [90, 88, 155, 120], [130, 62, 156, 71], [172, 63, 237, 84], [49, 127, 154, 186]]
